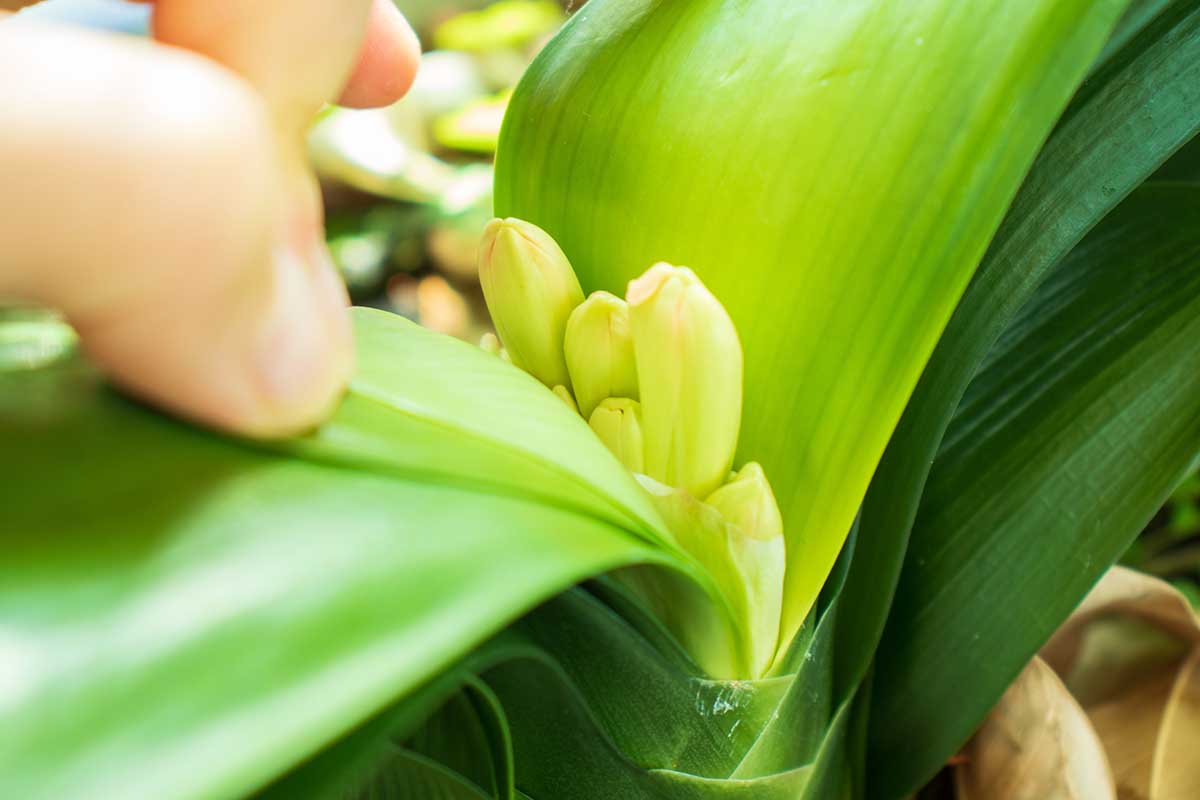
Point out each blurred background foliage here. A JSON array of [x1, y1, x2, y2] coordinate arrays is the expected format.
[[1124, 468, 1200, 608], [308, 0, 571, 343]]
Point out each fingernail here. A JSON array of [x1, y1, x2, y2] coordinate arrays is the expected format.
[[251, 243, 353, 435]]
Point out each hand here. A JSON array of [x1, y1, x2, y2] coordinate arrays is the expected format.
[[0, 0, 420, 435]]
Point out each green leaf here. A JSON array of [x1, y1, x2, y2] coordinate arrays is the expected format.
[[472, 590, 851, 798], [0, 311, 691, 800], [486, 601, 786, 793], [265, 555, 865, 799], [1094, 0, 1176, 66], [1155, 132, 1200, 181], [271, 518, 864, 799], [256, 660, 492, 800], [495, 0, 1130, 643], [869, 184, 1200, 796], [480, 585, 861, 799], [404, 679, 514, 799], [348, 748, 495, 800], [839, 0, 1200, 704], [278, 309, 670, 545]]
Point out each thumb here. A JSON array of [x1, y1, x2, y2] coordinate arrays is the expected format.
[[0, 22, 352, 436]]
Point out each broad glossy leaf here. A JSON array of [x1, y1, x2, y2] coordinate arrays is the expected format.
[[404, 679, 514, 799], [485, 606, 793, 797], [1155, 132, 1200, 181], [488, 526, 861, 796], [481, 588, 860, 800], [1095, 0, 1176, 66], [281, 312, 743, 679], [496, 0, 1130, 642], [0, 311, 691, 800], [869, 184, 1200, 796], [278, 309, 669, 544], [350, 748, 495, 800], [256, 660, 494, 800], [262, 587, 812, 799], [477, 589, 855, 799], [267, 523, 863, 799], [840, 0, 1200, 703]]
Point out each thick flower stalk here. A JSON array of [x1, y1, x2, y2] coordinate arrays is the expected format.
[[479, 217, 785, 678]]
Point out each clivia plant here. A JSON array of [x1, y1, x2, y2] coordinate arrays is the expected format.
[[2, 0, 1199, 798]]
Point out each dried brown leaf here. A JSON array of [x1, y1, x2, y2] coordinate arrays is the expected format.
[[1042, 567, 1200, 678], [956, 658, 1116, 800], [1150, 650, 1200, 800], [1087, 662, 1179, 800]]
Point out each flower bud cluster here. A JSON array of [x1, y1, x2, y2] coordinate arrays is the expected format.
[[478, 217, 786, 676], [478, 219, 747, 496]]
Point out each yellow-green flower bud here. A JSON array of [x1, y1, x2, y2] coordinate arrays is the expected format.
[[627, 263, 743, 500], [705, 463, 783, 542], [564, 291, 638, 419], [708, 462, 786, 675], [588, 398, 644, 473], [479, 332, 502, 355], [632, 468, 784, 678], [552, 385, 580, 415], [478, 217, 584, 388]]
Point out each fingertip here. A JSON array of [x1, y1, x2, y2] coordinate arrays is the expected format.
[[337, 0, 421, 109], [236, 244, 355, 438], [78, 242, 355, 441], [0, 20, 357, 440]]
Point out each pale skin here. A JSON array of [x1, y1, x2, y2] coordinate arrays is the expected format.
[[0, 0, 421, 435]]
